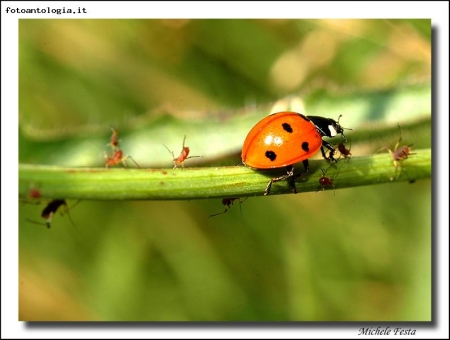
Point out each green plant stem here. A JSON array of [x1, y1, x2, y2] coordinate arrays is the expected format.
[[19, 149, 431, 201]]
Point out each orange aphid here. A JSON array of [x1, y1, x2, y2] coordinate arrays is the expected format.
[[164, 136, 202, 168], [108, 126, 120, 151], [103, 149, 140, 168], [379, 124, 415, 170]]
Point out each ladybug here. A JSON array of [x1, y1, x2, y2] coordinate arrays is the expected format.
[[241, 112, 349, 195]]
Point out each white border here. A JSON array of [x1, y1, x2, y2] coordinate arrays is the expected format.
[[2, 1, 448, 338]]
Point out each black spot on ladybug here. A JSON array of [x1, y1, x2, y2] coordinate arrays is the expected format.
[[301, 142, 309, 152], [282, 123, 293, 133], [265, 150, 277, 161]]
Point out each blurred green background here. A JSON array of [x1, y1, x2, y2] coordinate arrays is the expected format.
[[19, 19, 431, 321]]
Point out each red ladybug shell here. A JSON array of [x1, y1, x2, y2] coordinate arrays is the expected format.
[[242, 112, 323, 169]]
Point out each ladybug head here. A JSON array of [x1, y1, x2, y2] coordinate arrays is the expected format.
[[308, 115, 351, 142]]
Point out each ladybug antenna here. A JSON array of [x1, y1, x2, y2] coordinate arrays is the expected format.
[[336, 115, 352, 142]]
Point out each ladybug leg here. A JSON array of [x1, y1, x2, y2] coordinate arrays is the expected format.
[[264, 161, 310, 196], [292, 159, 310, 182], [320, 141, 338, 162], [264, 165, 295, 196], [319, 146, 328, 159], [286, 165, 297, 194]]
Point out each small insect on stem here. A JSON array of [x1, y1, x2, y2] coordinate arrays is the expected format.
[[41, 199, 67, 228], [209, 197, 248, 218], [338, 142, 352, 159], [317, 165, 340, 195], [28, 187, 42, 200], [97, 126, 140, 168], [19, 186, 42, 205], [378, 124, 415, 177], [108, 126, 120, 152], [27, 199, 80, 232], [103, 149, 141, 168], [164, 135, 202, 169], [318, 168, 334, 191]]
